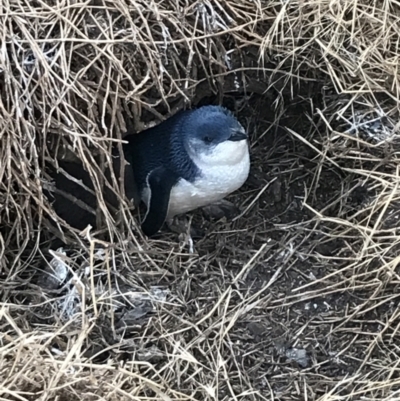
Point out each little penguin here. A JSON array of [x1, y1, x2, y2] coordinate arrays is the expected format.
[[123, 105, 250, 237]]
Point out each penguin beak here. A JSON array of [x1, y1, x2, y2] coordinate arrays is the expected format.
[[229, 128, 248, 142]]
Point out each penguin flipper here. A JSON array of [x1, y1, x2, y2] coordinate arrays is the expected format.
[[141, 166, 177, 237]]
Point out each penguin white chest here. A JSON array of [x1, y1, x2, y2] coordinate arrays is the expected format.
[[167, 140, 250, 218]]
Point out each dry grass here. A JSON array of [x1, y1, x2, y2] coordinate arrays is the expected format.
[[1, 0, 400, 400]]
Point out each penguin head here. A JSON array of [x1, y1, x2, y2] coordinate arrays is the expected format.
[[184, 106, 248, 167]]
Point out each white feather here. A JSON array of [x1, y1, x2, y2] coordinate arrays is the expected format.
[[166, 139, 250, 218]]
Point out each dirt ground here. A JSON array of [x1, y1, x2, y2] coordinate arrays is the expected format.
[[3, 72, 400, 401]]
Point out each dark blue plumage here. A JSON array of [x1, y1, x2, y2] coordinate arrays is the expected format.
[[123, 110, 199, 191]]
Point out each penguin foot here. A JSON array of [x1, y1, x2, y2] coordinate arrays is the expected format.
[[166, 216, 205, 239], [202, 199, 240, 221]]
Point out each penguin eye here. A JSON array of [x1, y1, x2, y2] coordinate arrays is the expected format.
[[203, 136, 213, 144]]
